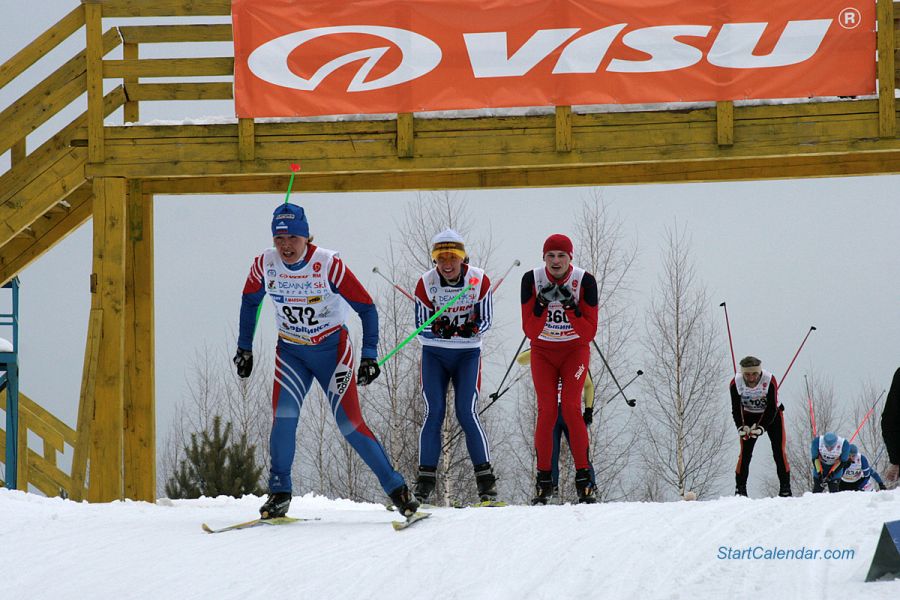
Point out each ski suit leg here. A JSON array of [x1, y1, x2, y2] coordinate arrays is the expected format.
[[268, 343, 315, 493], [558, 344, 591, 470], [311, 330, 405, 495], [450, 347, 490, 466], [735, 434, 758, 488], [767, 408, 791, 481], [550, 406, 565, 487], [531, 345, 563, 471], [419, 345, 451, 468]]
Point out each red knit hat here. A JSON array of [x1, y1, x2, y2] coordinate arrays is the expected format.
[[542, 234, 573, 258]]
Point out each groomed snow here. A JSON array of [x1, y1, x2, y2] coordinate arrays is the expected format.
[[2, 488, 899, 599]]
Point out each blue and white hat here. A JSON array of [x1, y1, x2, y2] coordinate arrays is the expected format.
[[271, 203, 309, 237], [823, 432, 838, 448]]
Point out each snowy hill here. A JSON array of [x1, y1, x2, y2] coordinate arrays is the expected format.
[[2, 488, 899, 599]]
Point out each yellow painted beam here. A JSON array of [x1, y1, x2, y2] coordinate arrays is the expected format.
[[879, 0, 896, 137], [85, 2, 105, 163], [124, 82, 233, 102], [97, 0, 231, 18], [716, 101, 734, 146], [88, 177, 127, 502], [123, 43, 139, 124], [397, 113, 414, 158], [555, 106, 572, 152], [71, 308, 102, 502], [124, 181, 155, 502], [117, 24, 233, 44], [238, 118, 255, 162], [103, 57, 234, 78], [0, 4, 84, 89]]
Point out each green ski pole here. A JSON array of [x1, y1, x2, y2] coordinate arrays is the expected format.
[[377, 276, 480, 367], [284, 163, 300, 204]]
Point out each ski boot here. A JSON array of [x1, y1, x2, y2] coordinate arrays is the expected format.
[[531, 470, 553, 505], [414, 466, 437, 504], [575, 468, 598, 504], [735, 484, 748, 497], [778, 477, 792, 497], [389, 484, 421, 518], [259, 492, 292, 519], [474, 462, 498, 502]]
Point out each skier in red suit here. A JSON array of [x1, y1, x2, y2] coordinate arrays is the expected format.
[[521, 234, 599, 504]]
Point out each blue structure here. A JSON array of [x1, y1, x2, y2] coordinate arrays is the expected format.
[[1, 278, 20, 489], [866, 520, 900, 582]]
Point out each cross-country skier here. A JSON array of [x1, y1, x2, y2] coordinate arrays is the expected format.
[[521, 234, 599, 504], [882, 367, 900, 486], [839, 444, 886, 491], [412, 229, 497, 504], [234, 203, 418, 519], [730, 356, 792, 497], [811, 431, 850, 493], [516, 349, 597, 500]]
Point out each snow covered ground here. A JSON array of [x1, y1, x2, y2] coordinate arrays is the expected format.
[[2, 488, 899, 600]]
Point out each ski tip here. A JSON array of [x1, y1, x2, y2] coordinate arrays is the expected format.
[[391, 511, 432, 531], [201, 523, 214, 533]]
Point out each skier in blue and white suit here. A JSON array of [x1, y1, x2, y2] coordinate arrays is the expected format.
[[839, 444, 886, 491], [811, 431, 851, 493], [411, 229, 497, 503], [234, 202, 418, 519]]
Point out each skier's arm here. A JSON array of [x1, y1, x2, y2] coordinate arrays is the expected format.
[[414, 278, 439, 340], [472, 273, 493, 335], [567, 272, 598, 340], [237, 254, 267, 350], [730, 381, 743, 428], [521, 270, 547, 340], [330, 257, 379, 359], [760, 375, 779, 428], [883, 368, 900, 465], [865, 455, 886, 487]]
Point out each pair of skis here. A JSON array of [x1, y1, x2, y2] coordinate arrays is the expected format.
[[202, 512, 431, 534]]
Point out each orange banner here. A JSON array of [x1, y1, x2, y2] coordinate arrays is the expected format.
[[232, 0, 876, 118]]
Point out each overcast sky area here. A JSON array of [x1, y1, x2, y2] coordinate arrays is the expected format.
[[2, 2, 898, 483]]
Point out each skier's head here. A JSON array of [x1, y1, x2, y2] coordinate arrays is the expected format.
[[432, 229, 467, 282], [272, 203, 309, 264], [823, 432, 838, 449], [739, 356, 762, 386], [542, 234, 573, 278], [848, 444, 858, 456]]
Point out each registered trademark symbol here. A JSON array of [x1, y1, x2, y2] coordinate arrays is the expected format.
[[839, 8, 861, 29]]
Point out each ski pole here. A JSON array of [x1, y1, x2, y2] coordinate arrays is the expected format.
[[284, 163, 300, 204], [372, 266, 415, 302], [780, 326, 816, 387], [603, 370, 643, 405], [805, 374, 817, 438], [491, 258, 521, 293], [442, 369, 528, 452], [719, 302, 736, 374], [848, 389, 886, 443], [591, 339, 636, 407], [378, 277, 479, 367]]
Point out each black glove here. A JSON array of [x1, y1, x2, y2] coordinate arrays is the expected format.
[[457, 320, 479, 338], [583, 406, 593, 426], [536, 283, 557, 306], [357, 357, 380, 386], [233, 348, 253, 378], [556, 285, 580, 315], [431, 315, 457, 339]]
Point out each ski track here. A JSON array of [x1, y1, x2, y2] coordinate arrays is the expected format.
[[2, 489, 900, 599]]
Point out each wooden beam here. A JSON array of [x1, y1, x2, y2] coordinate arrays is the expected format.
[[88, 177, 127, 502], [10, 140, 26, 166], [71, 308, 102, 502], [397, 113, 414, 158], [123, 42, 139, 124], [879, 0, 896, 138], [97, 1, 231, 18], [555, 106, 572, 152], [117, 24, 233, 44], [124, 181, 154, 502], [0, 5, 84, 89], [124, 82, 233, 102], [85, 2, 105, 163], [238, 118, 255, 162], [103, 57, 234, 78], [716, 101, 734, 146]]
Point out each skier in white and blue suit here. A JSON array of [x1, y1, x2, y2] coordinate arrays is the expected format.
[[234, 202, 418, 519], [839, 444, 886, 491], [811, 431, 851, 493], [412, 229, 497, 503]]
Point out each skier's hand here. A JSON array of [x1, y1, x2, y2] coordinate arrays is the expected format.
[[536, 283, 557, 306], [583, 406, 593, 426], [737, 425, 751, 438], [749, 425, 764, 438], [457, 320, 479, 338], [357, 358, 380, 386], [233, 348, 253, 378], [557, 285, 579, 314], [431, 315, 457, 339]]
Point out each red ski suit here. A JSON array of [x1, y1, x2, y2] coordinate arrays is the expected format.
[[521, 266, 598, 471]]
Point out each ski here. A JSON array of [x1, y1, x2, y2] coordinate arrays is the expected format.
[[391, 511, 432, 531], [201, 516, 317, 534], [452, 499, 508, 508], [385, 503, 436, 512]]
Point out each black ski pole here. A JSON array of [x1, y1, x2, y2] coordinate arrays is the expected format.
[[603, 370, 643, 405], [591, 338, 636, 407]]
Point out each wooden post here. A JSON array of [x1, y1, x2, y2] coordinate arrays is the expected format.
[[555, 106, 572, 152], [123, 42, 139, 124], [716, 101, 734, 146], [88, 177, 126, 502], [124, 181, 155, 501], [10, 140, 26, 165], [238, 118, 255, 161], [71, 308, 102, 502], [84, 1, 105, 162], [877, 0, 896, 138], [397, 112, 414, 158]]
